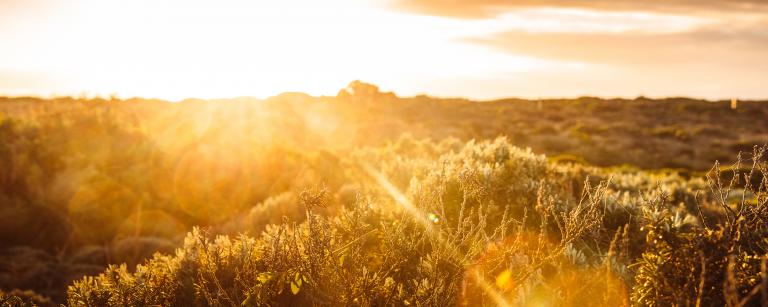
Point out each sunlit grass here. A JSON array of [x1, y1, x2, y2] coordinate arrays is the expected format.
[[1, 91, 768, 305]]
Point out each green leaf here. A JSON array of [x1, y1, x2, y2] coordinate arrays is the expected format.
[[290, 281, 300, 295]]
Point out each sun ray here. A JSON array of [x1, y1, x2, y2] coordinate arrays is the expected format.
[[361, 162, 512, 306]]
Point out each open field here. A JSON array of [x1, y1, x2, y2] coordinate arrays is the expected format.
[[1, 85, 768, 305]]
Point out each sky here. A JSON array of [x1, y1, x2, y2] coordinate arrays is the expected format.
[[0, 0, 766, 100]]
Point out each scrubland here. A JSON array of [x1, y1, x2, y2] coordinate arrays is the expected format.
[[1, 83, 768, 306]]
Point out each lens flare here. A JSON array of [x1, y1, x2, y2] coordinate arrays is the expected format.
[[362, 163, 511, 306], [427, 212, 440, 224]]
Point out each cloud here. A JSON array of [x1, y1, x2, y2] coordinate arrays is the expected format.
[[466, 20, 768, 66], [393, 0, 768, 19], [390, 0, 768, 85], [458, 18, 768, 100]]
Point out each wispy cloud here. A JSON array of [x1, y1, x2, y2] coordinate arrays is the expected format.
[[465, 19, 768, 67], [387, 0, 768, 99], [393, 0, 768, 19]]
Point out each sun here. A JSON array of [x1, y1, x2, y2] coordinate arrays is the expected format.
[[0, 0, 551, 100]]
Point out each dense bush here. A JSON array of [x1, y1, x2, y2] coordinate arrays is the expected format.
[[1, 94, 768, 305], [61, 140, 768, 306]]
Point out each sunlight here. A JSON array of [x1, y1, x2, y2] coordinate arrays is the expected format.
[[0, 0, 552, 100], [362, 163, 512, 306], [2, 0, 768, 305], [1, 0, 766, 99]]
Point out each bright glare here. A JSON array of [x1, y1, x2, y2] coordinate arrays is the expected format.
[[0, 0, 547, 100], [0, 0, 765, 99]]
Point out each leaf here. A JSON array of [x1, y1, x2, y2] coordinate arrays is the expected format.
[[294, 272, 303, 287], [257, 272, 272, 284], [289, 272, 303, 294]]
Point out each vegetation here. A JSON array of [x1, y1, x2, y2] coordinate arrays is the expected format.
[[1, 83, 768, 305]]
